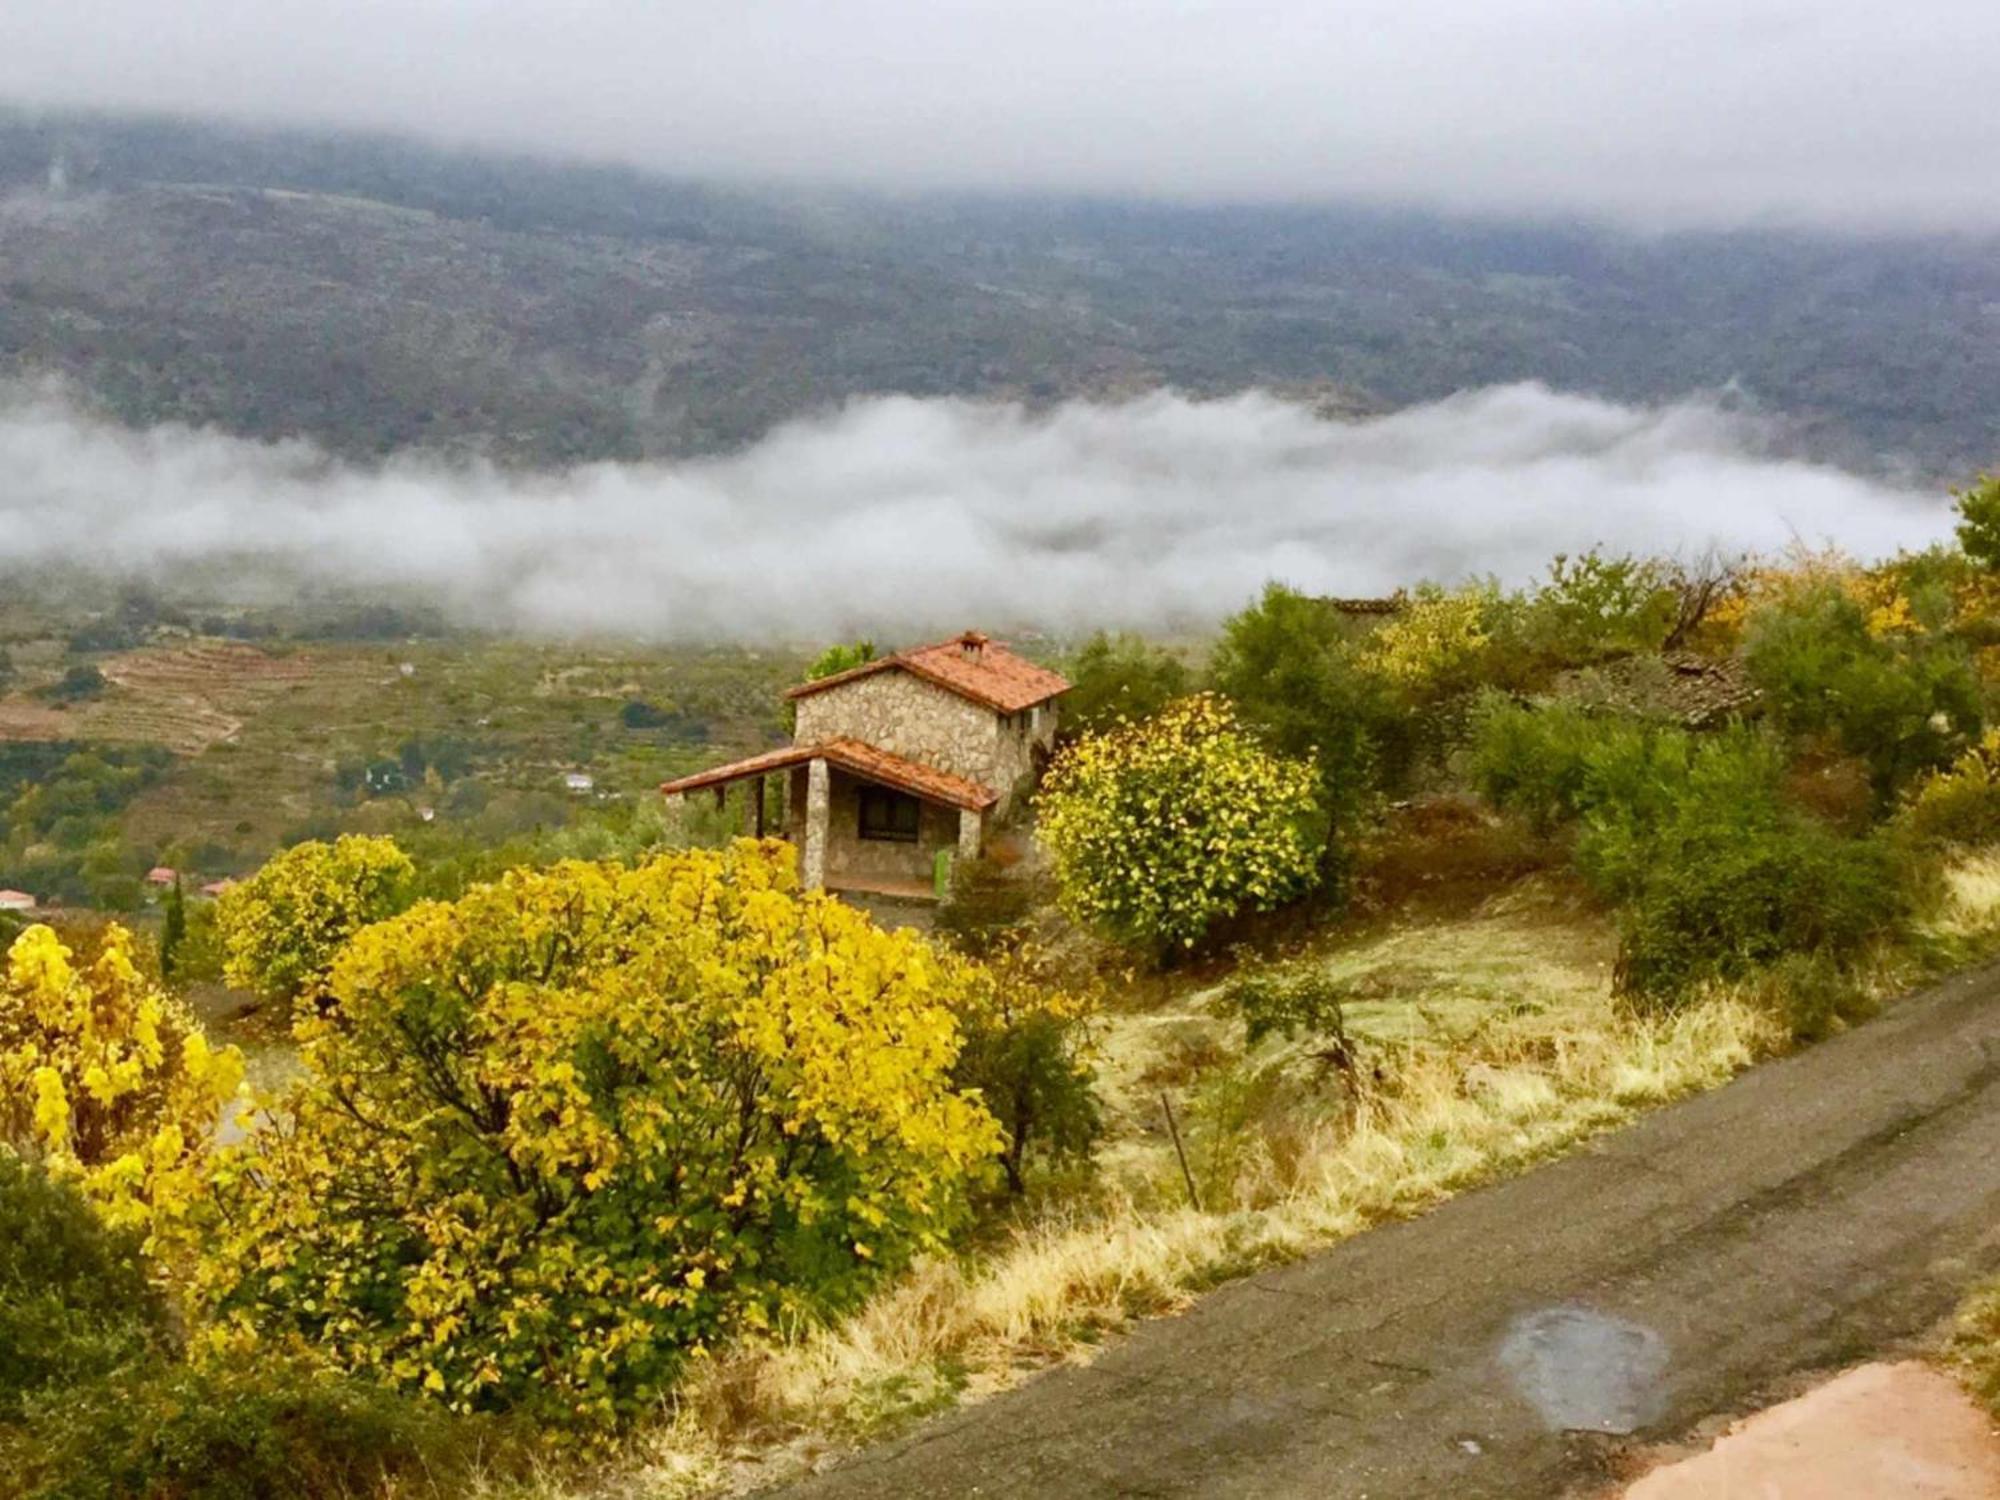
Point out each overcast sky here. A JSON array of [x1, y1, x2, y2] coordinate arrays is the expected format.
[[1, 1, 1995, 230]]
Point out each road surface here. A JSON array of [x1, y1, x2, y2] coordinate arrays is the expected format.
[[779, 959, 2000, 1498]]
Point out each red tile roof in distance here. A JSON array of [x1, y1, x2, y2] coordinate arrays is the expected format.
[[784, 631, 1070, 715], [659, 737, 997, 810]]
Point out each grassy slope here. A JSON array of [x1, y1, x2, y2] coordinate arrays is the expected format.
[[563, 881, 1780, 1496]]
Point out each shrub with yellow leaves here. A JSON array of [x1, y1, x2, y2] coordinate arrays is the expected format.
[[1039, 695, 1322, 957], [1361, 582, 1500, 699], [0, 923, 244, 1247], [197, 840, 1001, 1431], [215, 834, 414, 1015]]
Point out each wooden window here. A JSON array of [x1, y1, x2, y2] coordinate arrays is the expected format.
[[858, 786, 922, 842]]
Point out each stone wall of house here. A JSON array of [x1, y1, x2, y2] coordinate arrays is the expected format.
[[794, 669, 1060, 815], [989, 700, 1061, 810], [819, 768, 959, 887], [795, 671, 1001, 786]]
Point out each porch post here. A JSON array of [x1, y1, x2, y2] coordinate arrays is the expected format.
[[957, 806, 983, 864], [802, 758, 830, 890]]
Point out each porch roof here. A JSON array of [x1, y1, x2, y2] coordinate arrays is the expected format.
[[659, 736, 998, 812]]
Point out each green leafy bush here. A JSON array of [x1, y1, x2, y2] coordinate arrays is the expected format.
[[10, 1357, 509, 1500], [0, 1154, 170, 1423], [1465, 694, 1613, 833], [1614, 821, 1900, 1007], [1210, 584, 1402, 838], [1218, 967, 1354, 1072], [950, 952, 1101, 1195], [1059, 632, 1192, 738], [1955, 472, 2000, 571], [1899, 732, 2000, 846], [1745, 581, 1980, 796], [1518, 549, 1675, 668], [1470, 699, 1903, 1008]]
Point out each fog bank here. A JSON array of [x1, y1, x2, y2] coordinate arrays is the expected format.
[[0, 384, 1951, 640]]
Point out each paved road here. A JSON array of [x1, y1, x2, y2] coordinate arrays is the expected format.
[[780, 961, 2000, 1499]]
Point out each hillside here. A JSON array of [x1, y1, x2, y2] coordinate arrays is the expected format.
[[3, 111, 1998, 475]]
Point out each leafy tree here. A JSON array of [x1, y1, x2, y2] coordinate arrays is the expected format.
[[0, 1153, 171, 1423], [157, 878, 186, 983], [805, 640, 875, 681], [620, 698, 670, 729], [1038, 696, 1322, 957], [1209, 584, 1396, 846], [41, 666, 106, 704], [949, 948, 1100, 1195], [1059, 632, 1191, 737], [215, 835, 415, 1014], [199, 843, 1002, 1429], [0, 923, 243, 1245], [1745, 580, 1980, 797], [1520, 549, 1675, 667], [1955, 472, 2000, 569]]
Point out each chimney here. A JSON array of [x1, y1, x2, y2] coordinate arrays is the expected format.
[[958, 630, 989, 661]]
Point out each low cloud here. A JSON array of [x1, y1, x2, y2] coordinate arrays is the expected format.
[[0, 383, 1951, 641]]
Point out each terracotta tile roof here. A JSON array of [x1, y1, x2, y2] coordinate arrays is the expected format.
[[659, 737, 997, 811], [784, 631, 1070, 715]]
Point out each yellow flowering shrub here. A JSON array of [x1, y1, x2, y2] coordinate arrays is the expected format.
[[198, 840, 1001, 1430], [215, 834, 414, 1013], [0, 923, 243, 1246], [1039, 695, 1321, 955]]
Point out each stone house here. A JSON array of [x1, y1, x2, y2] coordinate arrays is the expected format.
[[660, 632, 1068, 899]]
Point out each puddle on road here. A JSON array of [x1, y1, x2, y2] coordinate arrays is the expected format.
[[1498, 1305, 1668, 1434]]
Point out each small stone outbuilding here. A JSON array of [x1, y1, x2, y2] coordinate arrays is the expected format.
[[660, 632, 1068, 900]]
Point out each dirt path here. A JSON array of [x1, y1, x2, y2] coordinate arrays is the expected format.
[[777, 961, 2000, 1499]]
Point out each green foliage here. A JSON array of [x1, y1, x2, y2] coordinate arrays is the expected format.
[[1955, 473, 2000, 570], [9, 1356, 510, 1500], [200, 843, 1001, 1430], [41, 667, 107, 704], [805, 641, 876, 681], [1745, 581, 1980, 796], [1615, 819, 1900, 1008], [0, 746, 173, 911], [1465, 694, 1612, 834], [0, 1153, 170, 1423], [157, 880, 186, 982], [1899, 733, 2000, 846], [1218, 967, 1352, 1064], [1210, 584, 1399, 837], [950, 953, 1100, 1196], [1039, 696, 1323, 957], [215, 835, 415, 1012], [1519, 550, 1675, 667], [1471, 700, 1904, 1008], [1059, 632, 1193, 738]]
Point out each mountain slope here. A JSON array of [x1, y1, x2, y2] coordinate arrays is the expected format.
[[2, 111, 1996, 474]]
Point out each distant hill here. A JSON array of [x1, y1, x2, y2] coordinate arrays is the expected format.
[[3, 110, 1997, 476]]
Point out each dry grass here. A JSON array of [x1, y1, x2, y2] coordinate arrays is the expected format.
[[528, 880, 1786, 1499]]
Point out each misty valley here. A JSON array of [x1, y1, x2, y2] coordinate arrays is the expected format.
[[5, 38, 2000, 1500]]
